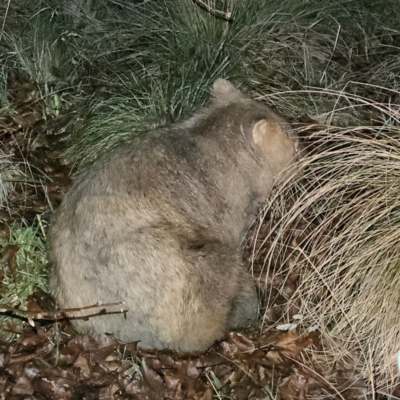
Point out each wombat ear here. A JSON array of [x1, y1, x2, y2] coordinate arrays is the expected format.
[[252, 119, 290, 157], [211, 79, 244, 104]]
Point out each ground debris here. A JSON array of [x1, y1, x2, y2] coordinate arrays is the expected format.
[[0, 315, 371, 399]]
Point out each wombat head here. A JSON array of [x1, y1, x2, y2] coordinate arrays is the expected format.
[[211, 79, 301, 183]]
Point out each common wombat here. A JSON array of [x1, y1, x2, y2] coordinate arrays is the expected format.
[[49, 79, 300, 351]]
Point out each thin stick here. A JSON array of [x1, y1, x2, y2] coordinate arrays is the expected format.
[[0, 301, 127, 321]]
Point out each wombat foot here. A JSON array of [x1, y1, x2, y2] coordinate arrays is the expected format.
[[227, 282, 259, 329]]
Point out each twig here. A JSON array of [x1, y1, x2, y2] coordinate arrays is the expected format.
[[0, 301, 127, 321], [192, 0, 233, 22]]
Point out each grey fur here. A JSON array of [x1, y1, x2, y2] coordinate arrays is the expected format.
[[49, 79, 300, 351]]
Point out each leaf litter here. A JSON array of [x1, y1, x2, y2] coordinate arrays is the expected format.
[[0, 294, 364, 400]]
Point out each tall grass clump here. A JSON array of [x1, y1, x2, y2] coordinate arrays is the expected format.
[[4, 7, 80, 86], [54, 0, 400, 169], [0, 2, 87, 125], [257, 86, 400, 392], [3, 0, 398, 169]]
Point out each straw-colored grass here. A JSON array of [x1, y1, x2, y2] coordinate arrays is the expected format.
[[257, 86, 400, 391]]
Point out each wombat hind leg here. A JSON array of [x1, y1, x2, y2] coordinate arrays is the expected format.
[[227, 282, 259, 330]]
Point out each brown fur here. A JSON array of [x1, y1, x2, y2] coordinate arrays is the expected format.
[[49, 79, 300, 351]]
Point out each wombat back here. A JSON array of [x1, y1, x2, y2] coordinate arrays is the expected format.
[[49, 79, 300, 351]]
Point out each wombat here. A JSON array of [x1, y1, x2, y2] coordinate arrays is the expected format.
[[49, 79, 300, 351]]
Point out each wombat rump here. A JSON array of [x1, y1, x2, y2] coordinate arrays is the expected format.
[[49, 79, 300, 351]]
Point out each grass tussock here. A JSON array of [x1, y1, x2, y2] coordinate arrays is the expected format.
[[258, 86, 400, 390], [4, 0, 399, 168]]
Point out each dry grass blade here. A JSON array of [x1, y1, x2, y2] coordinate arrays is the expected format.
[[193, 0, 233, 21]]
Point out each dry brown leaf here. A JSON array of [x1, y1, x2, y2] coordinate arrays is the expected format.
[[279, 369, 308, 400], [1, 244, 20, 275], [219, 332, 255, 357], [265, 330, 301, 364]]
